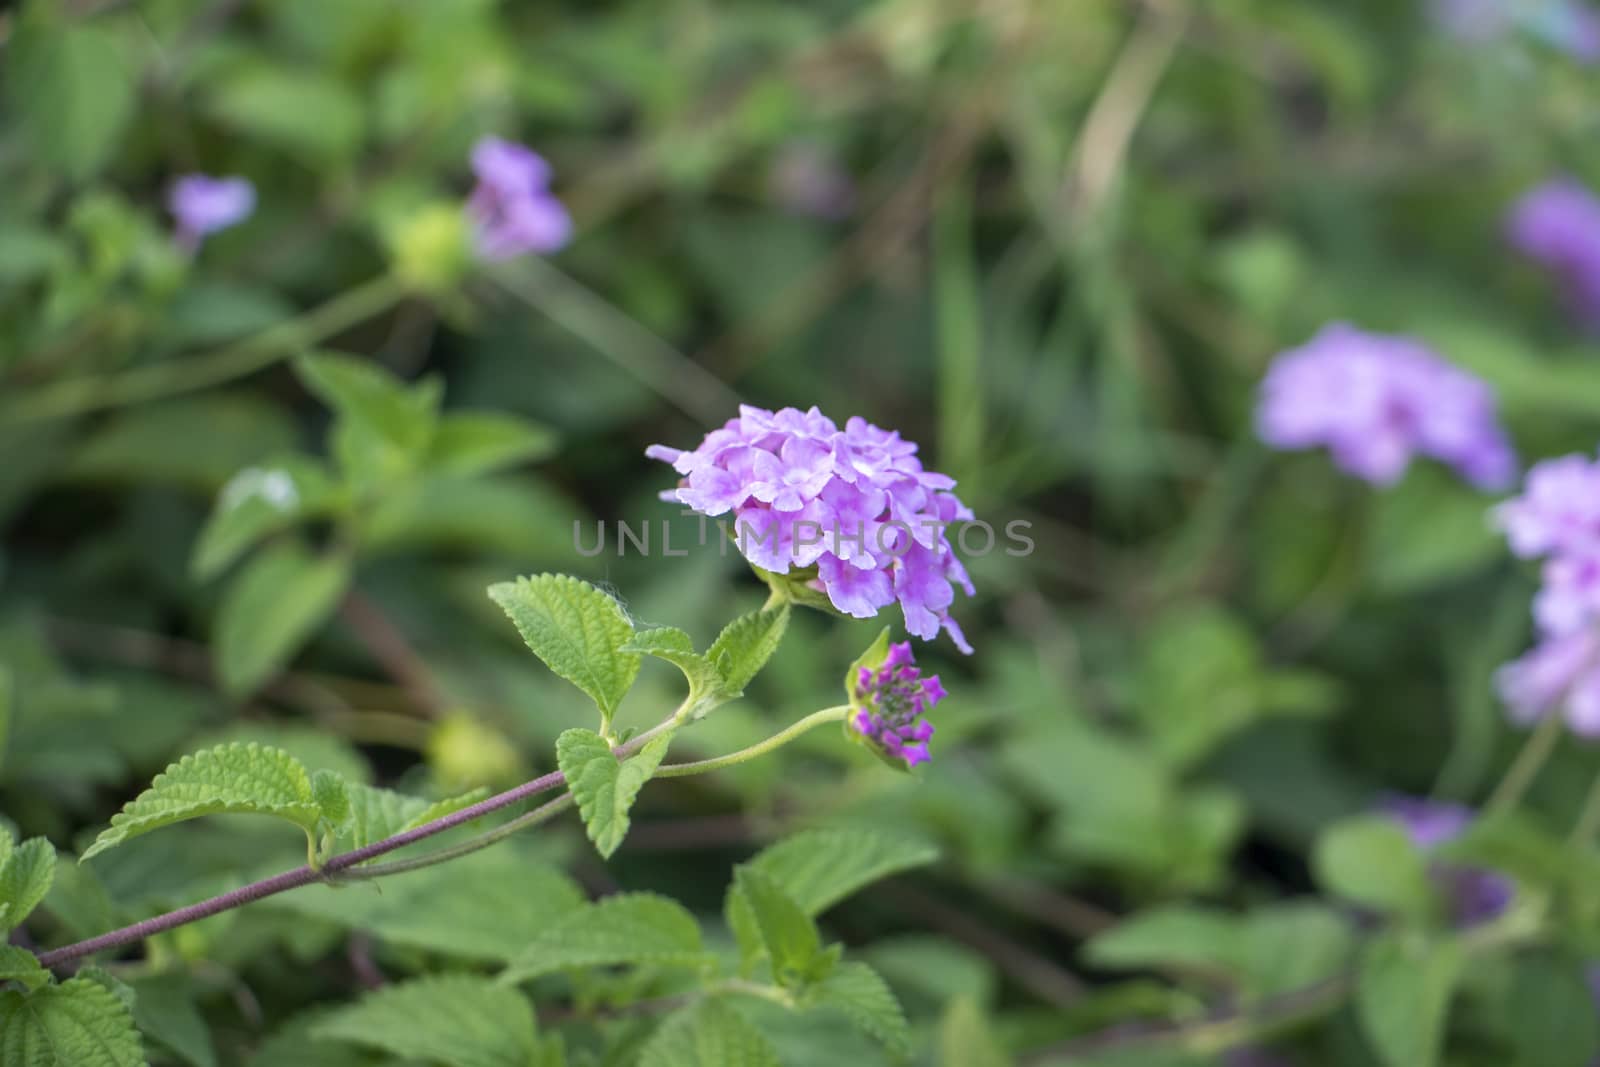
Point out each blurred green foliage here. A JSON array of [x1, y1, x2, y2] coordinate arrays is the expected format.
[[5, 0, 1600, 1063]]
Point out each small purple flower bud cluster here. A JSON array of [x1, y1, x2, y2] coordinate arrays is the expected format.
[[168, 174, 256, 251], [1494, 453, 1600, 735], [1384, 796, 1514, 927], [1508, 178, 1600, 330], [467, 137, 572, 260], [849, 642, 945, 768], [1256, 323, 1516, 490], [648, 405, 975, 652]]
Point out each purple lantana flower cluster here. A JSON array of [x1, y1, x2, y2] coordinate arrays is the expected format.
[[848, 642, 945, 767], [467, 137, 572, 260], [647, 405, 975, 652], [1256, 323, 1516, 490], [168, 174, 256, 251], [1385, 797, 1514, 927], [1494, 453, 1600, 734], [1508, 178, 1600, 330]]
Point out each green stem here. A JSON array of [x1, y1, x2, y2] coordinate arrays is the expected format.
[[1484, 710, 1566, 820], [1571, 773, 1600, 847], [654, 706, 851, 779], [3, 273, 407, 424], [342, 794, 577, 880], [343, 705, 851, 881], [491, 258, 742, 426]]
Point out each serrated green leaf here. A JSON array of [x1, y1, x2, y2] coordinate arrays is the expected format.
[[1313, 816, 1433, 917], [500, 892, 708, 984], [557, 729, 670, 859], [5, 23, 134, 182], [311, 974, 538, 1067], [214, 544, 351, 696], [310, 771, 350, 829], [707, 606, 789, 694], [191, 458, 340, 581], [82, 742, 322, 862], [621, 628, 728, 719], [427, 412, 558, 477], [639, 1000, 780, 1067], [0, 976, 145, 1067], [734, 868, 824, 988], [0, 947, 47, 993], [0, 838, 54, 934], [130, 974, 216, 1067], [804, 961, 911, 1058], [1356, 933, 1462, 1067], [488, 575, 641, 723], [938, 995, 1012, 1067], [272, 849, 584, 962], [727, 829, 938, 968]]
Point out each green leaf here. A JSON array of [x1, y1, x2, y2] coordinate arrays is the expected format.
[[427, 412, 558, 477], [938, 995, 1012, 1067], [726, 829, 938, 967], [333, 782, 485, 853], [191, 458, 340, 581], [1506, 953, 1600, 1067], [1084, 902, 1351, 998], [639, 1000, 780, 1067], [707, 606, 790, 694], [1083, 906, 1239, 977], [0, 976, 145, 1067], [742, 829, 939, 915], [621, 628, 728, 719], [214, 543, 351, 696], [271, 849, 584, 962], [733, 868, 826, 988], [294, 353, 439, 453], [557, 729, 670, 859], [488, 575, 641, 724], [803, 961, 911, 1058], [0, 947, 47, 992], [5, 22, 134, 181], [1367, 466, 1502, 593], [130, 974, 216, 1067], [82, 742, 323, 861], [0, 838, 55, 934], [209, 66, 364, 164], [312, 974, 539, 1067], [499, 892, 708, 984], [310, 770, 350, 826], [1313, 817, 1433, 918], [1355, 933, 1462, 1067]]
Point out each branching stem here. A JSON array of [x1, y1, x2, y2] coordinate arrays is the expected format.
[[37, 703, 849, 969]]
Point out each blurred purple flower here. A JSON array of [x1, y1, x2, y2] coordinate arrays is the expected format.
[[769, 143, 856, 220], [1497, 627, 1600, 736], [1433, 0, 1600, 59], [168, 174, 255, 251], [648, 405, 974, 652], [1256, 323, 1516, 490], [1508, 178, 1600, 329], [1495, 453, 1600, 560], [849, 641, 944, 767], [1385, 796, 1476, 850], [467, 137, 572, 260], [1384, 796, 1514, 927]]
